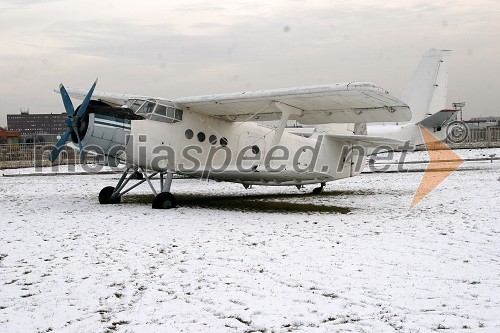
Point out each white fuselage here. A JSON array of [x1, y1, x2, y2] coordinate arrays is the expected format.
[[367, 122, 449, 147], [123, 109, 364, 186]]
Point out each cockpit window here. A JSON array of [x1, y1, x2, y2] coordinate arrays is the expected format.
[[129, 98, 183, 124], [150, 105, 183, 123], [126, 99, 147, 112], [143, 101, 156, 114], [155, 105, 167, 116]]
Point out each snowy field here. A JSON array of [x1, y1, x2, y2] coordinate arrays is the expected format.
[[1, 148, 499, 333]]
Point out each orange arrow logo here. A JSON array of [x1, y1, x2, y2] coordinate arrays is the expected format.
[[410, 126, 464, 208]]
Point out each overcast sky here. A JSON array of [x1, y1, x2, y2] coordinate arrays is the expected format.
[[0, 0, 499, 127]]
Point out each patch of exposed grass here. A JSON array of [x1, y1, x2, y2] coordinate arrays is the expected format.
[[322, 316, 337, 323], [322, 292, 339, 299], [229, 315, 251, 325], [107, 320, 130, 331], [124, 190, 358, 214]]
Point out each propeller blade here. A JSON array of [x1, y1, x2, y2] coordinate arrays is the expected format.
[[76, 78, 98, 119], [49, 129, 72, 163], [73, 126, 86, 161], [59, 84, 75, 116]]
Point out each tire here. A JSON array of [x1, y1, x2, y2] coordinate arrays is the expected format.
[[99, 186, 121, 204], [312, 186, 324, 195], [152, 192, 177, 209]]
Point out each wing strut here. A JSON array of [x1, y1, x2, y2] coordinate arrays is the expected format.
[[271, 102, 303, 146]]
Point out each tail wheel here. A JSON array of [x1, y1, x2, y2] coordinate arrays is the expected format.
[[99, 186, 121, 204], [152, 192, 177, 209], [312, 182, 326, 194], [312, 186, 324, 194]]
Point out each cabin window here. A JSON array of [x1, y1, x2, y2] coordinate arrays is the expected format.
[[185, 129, 193, 139], [173, 108, 183, 121]]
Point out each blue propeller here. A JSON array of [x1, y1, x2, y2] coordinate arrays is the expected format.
[[49, 79, 98, 163]]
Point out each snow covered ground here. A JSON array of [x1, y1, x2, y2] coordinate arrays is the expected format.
[[1, 148, 499, 332]]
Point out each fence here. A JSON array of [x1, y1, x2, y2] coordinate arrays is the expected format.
[[465, 126, 500, 144], [447, 126, 500, 149], [0, 144, 93, 169], [1, 127, 499, 169]]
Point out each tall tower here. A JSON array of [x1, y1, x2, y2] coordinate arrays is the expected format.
[[452, 102, 465, 121]]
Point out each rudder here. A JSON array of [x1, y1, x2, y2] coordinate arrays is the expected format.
[[401, 49, 451, 124]]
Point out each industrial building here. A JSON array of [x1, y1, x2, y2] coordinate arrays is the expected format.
[[7, 111, 66, 136]]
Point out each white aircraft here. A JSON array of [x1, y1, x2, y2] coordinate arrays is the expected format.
[[49, 49, 454, 209]]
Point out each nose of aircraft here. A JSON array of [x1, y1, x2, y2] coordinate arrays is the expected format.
[[49, 79, 98, 163]]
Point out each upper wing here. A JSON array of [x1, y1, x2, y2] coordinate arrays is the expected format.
[[58, 88, 146, 107], [174, 82, 411, 124], [62, 81, 411, 125]]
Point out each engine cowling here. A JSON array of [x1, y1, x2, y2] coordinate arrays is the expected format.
[[74, 100, 144, 165]]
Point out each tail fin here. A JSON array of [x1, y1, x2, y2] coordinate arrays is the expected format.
[[401, 49, 451, 124]]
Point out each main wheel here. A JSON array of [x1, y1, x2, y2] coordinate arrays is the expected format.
[[99, 186, 121, 204], [152, 192, 177, 209]]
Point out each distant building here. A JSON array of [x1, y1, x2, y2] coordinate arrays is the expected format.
[[0, 127, 21, 144], [467, 116, 500, 124], [7, 111, 67, 136]]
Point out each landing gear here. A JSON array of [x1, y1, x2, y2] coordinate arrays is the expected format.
[[151, 172, 176, 210], [312, 182, 326, 194], [130, 170, 144, 180], [152, 192, 177, 209], [98, 167, 177, 209], [99, 186, 121, 204]]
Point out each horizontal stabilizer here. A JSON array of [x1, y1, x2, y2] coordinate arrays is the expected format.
[[417, 109, 457, 128], [327, 133, 408, 149], [284, 127, 316, 137]]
